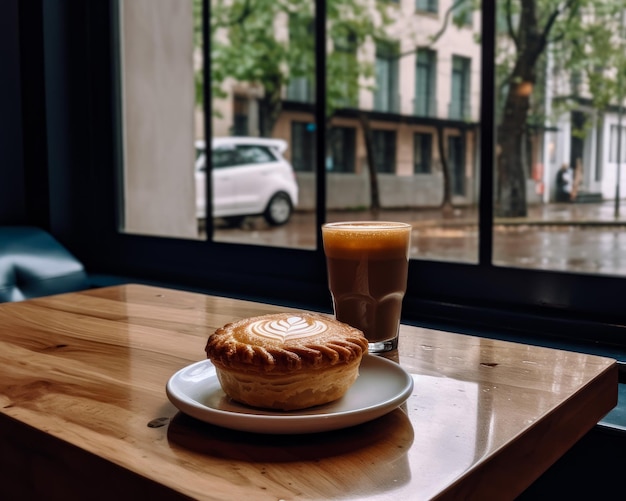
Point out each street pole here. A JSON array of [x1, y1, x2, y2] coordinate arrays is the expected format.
[[617, 104, 623, 219], [616, 9, 626, 219]]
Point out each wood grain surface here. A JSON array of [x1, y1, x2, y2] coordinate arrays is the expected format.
[[0, 284, 617, 500]]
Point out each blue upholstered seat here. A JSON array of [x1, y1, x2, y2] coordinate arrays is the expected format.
[[0, 226, 90, 302]]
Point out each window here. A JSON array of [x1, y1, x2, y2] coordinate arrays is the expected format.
[[211, 0, 317, 247], [453, 0, 473, 27], [449, 55, 471, 120], [331, 29, 359, 108], [287, 15, 315, 103], [415, 48, 437, 117], [286, 78, 314, 103], [374, 41, 399, 113], [416, 0, 438, 14], [372, 130, 397, 173], [448, 135, 465, 195], [233, 97, 249, 136], [21, 1, 626, 362], [213, 145, 277, 169], [291, 121, 316, 172], [609, 125, 626, 163], [414, 133, 432, 173], [328, 127, 356, 173]]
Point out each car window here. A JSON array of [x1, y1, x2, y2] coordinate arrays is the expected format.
[[195, 153, 206, 172], [235, 145, 277, 164], [212, 148, 238, 169]]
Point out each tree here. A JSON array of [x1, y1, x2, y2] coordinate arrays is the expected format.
[[206, 0, 626, 217], [418, 0, 626, 217], [495, 0, 626, 216], [207, 0, 390, 211]]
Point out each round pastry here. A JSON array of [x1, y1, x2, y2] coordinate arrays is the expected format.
[[205, 312, 369, 411]]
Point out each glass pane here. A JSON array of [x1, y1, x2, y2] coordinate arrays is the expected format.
[[117, 0, 200, 239], [116, 1, 482, 260], [325, 2, 480, 264], [493, 1, 626, 275], [116, 0, 318, 249], [209, 0, 317, 249], [415, 48, 436, 117]]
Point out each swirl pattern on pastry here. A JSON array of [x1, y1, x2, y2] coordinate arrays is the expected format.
[[249, 316, 328, 342], [205, 312, 368, 373]]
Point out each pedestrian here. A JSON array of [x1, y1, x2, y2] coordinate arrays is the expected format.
[[571, 158, 583, 202], [556, 163, 572, 202]]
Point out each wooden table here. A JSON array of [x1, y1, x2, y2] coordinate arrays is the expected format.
[[0, 284, 617, 500]]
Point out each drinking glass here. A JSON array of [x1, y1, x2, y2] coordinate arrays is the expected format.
[[321, 221, 411, 353]]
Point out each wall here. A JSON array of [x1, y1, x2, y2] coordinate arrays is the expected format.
[[119, 0, 197, 238], [0, 0, 26, 224], [296, 172, 447, 210]]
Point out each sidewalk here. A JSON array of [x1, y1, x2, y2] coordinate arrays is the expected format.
[[499, 200, 626, 226], [355, 201, 626, 228]]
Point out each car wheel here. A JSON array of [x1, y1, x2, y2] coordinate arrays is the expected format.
[[264, 192, 292, 226], [223, 216, 246, 228]]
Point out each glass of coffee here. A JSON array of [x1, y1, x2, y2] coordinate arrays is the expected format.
[[321, 221, 411, 353]]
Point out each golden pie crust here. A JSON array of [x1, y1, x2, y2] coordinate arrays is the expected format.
[[204, 312, 368, 410]]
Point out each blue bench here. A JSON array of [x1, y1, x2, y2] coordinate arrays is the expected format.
[[0, 226, 90, 302]]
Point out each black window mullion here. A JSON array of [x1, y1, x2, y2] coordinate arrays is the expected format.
[[202, 0, 214, 240], [19, 0, 51, 230], [315, 0, 327, 251], [478, 0, 495, 266]]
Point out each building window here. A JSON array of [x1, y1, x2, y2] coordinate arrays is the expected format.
[[453, 0, 473, 27], [449, 55, 470, 120], [286, 78, 314, 103], [374, 41, 399, 113], [233, 96, 249, 136], [415, 0, 438, 14], [609, 124, 626, 163], [328, 127, 356, 173], [331, 29, 359, 108], [448, 135, 465, 195], [291, 121, 316, 172], [415, 48, 437, 117], [287, 15, 315, 103], [372, 130, 397, 173], [414, 133, 432, 173]]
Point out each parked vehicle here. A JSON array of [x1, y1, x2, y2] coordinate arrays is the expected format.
[[195, 137, 299, 226]]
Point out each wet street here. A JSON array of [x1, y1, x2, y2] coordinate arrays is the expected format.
[[212, 201, 626, 276]]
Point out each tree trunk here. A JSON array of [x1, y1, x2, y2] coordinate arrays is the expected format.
[[436, 124, 454, 215], [358, 112, 381, 213], [259, 79, 283, 137], [495, 0, 546, 218], [496, 122, 528, 217]]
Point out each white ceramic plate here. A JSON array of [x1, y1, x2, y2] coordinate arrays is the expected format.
[[166, 355, 414, 434]]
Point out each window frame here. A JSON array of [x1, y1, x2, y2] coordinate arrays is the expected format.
[[415, 47, 437, 117], [22, 1, 626, 359], [291, 121, 317, 172], [609, 124, 626, 163], [374, 40, 400, 114], [286, 15, 315, 103], [416, 0, 438, 15], [372, 129, 397, 173], [449, 54, 471, 120], [414, 132, 432, 174], [328, 126, 356, 173], [332, 28, 359, 109]]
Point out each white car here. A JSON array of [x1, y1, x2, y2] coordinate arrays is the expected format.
[[195, 137, 299, 226]]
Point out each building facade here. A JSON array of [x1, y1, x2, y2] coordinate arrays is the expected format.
[[211, 0, 482, 210]]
